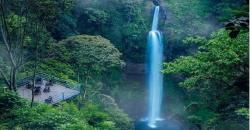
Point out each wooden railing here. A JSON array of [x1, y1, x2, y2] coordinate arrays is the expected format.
[[16, 72, 81, 91]]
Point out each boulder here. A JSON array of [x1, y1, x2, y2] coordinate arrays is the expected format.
[[225, 17, 249, 38], [152, 0, 160, 6]]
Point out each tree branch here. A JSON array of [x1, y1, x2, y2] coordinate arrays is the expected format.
[[0, 1, 17, 67], [0, 26, 17, 67], [0, 67, 10, 87]]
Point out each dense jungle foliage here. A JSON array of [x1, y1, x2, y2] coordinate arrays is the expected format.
[[0, 0, 249, 130]]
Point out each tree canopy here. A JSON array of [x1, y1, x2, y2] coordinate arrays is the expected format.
[[163, 29, 249, 129], [55, 35, 124, 81]]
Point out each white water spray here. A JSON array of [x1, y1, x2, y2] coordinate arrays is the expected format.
[[147, 6, 164, 128]]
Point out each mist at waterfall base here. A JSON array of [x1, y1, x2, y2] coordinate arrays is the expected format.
[[134, 6, 181, 130]]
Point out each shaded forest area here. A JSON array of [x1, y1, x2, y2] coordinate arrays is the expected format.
[[0, 0, 249, 130]]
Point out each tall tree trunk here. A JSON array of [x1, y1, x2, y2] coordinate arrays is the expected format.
[[9, 67, 13, 90], [83, 71, 90, 100], [77, 67, 80, 82], [83, 78, 88, 100], [31, 23, 39, 107], [30, 68, 36, 107], [12, 67, 17, 91], [0, 0, 28, 92]]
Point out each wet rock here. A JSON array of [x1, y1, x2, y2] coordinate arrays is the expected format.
[[225, 17, 249, 38], [152, 0, 160, 6]]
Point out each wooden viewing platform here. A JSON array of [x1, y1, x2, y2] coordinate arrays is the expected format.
[[16, 73, 81, 104]]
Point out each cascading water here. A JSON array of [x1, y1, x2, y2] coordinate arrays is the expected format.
[[147, 6, 164, 128]]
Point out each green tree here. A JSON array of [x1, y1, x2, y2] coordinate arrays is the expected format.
[[163, 29, 249, 128], [76, 0, 148, 62], [0, 0, 54, 91], [55, 35, 124, 98], [28, 0, 77, 40]]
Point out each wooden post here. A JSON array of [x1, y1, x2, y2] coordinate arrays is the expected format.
[[62, 92, 64, 100]]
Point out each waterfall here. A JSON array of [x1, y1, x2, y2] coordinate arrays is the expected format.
[[147, 6, 164, 128]]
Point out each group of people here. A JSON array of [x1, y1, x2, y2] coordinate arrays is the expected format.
[[26, 78, 54, 95]]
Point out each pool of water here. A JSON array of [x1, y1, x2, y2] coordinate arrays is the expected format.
[[135, 119, 183, 130]]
